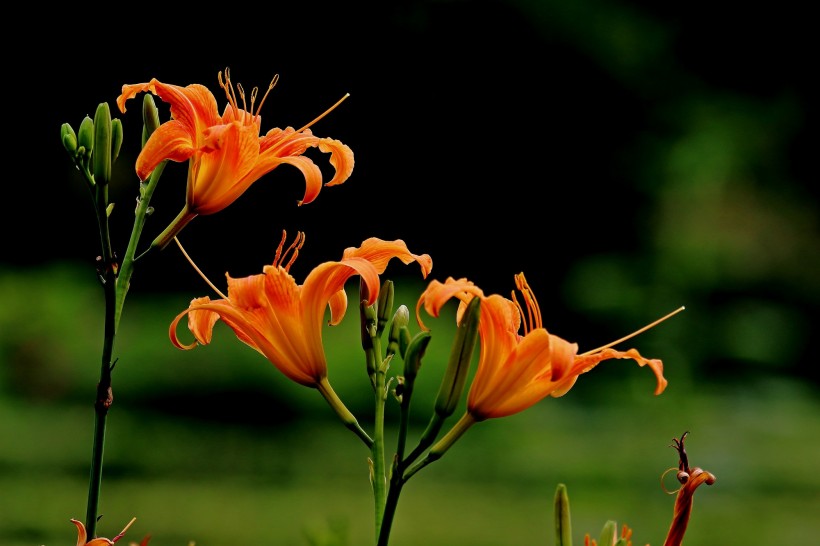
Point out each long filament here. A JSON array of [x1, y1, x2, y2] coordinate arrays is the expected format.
[[581, 306, 685, 356], [174, 237, 228, 300]]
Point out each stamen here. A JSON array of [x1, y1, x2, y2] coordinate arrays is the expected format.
[[271, 230, 306, 272], [250, 86, 258, 114], [173, 237, 227, 300], [236, 83, 247, 112], [272, 230, 288, 268], [255, 75, 279, 116], [671, 431, 691, 473], [296, 93, 351, 133], [514, 273, 542, 332], [111, 517, 137, 543], [218, 68, 240, 115], [580, 306, 685, 356], [282, 231, 306, 271]]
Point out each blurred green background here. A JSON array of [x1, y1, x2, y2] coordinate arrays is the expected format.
[[2, 1, 817, 545]]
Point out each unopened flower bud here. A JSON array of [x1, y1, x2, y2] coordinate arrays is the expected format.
[[142, 94, 161, 147], [60, 123, 78, 154], [377, 280, 395, 336], [386, 305, 409, 357], [77, 115, 95, 155], [553, 484, 572, 546], [403, 331, 431, 384], [111, 118, 123, 164], [92, 103, 112, 185]]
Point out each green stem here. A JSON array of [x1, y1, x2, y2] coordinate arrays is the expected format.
[[84, 177, 117, 538], [84, 161, 165, 537], [403, 413, 477, 482], [372, 358, 388, 540], [377, 467, 405, 546], [316, 378, 373, 448], [115, 162, 166, 329]]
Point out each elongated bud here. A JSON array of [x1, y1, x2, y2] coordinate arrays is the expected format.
[[111, 118, 123, 164], [554, 484, 573, 546], [77, 115, 94, 155], [377, 280, 395, 336], [386, 304, 409, 358], [92, 102, 112, 185], [403, 331, 431, 384], [434, 296, 480, 417], [61, 123, 78, 155], [142, 94, 161, 148]]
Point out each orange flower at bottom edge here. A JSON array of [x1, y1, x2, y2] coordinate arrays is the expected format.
[[71, 517, 140, 546], [416, 273, 673, 422], [662, 432, 717, 546], [170, 232, 432, 388], [584, 523, 643, 546]]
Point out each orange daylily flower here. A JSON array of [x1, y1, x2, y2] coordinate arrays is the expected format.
[[71, 517, 138, 546], [116, 69, 354, 250], [417, 273, 674, 422], [170, 233, 432, 388]]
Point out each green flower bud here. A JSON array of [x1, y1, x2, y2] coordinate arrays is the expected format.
[[402, 330, 430, 384], [142, 94, 161, 147], [386, 304, 409, 357], [77, 115, 94, 154], [399, 325, 411, 358], [553, 484, 572, 546], [598, 521, 617, 546], [92, 102, 112, 185], [434, 296, 480, 418], [60, 123, 78, 154], [111, 118, 123, 164]]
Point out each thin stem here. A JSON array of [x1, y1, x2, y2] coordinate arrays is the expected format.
[[377, 469, 405, 546], [85, 174, 117, 538], [85, 161, 165, 537], [115, 162, 166, 329], [372, 356, 388, 539], [403, 413, 477, 482]]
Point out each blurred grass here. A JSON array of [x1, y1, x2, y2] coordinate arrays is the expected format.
[[1, 264, 819, 545]]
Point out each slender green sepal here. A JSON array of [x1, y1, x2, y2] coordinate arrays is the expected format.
[[92, 103, 112, 185], [598, 520, 617, 546], [110, 118, 123, 164], [433, 296, 480, 417], [61, 123, 78, 155], [142, 94, 161, 149], [554, 483, 572, 546], [106, 204, 115, 217]]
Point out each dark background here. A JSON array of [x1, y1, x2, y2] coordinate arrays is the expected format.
[[5, 1, 817, 378], [1, 2, 818, 545]]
